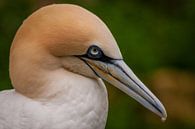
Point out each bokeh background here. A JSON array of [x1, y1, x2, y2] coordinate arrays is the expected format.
[[0, 0, 195, 129]]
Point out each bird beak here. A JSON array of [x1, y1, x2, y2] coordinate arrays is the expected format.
[[81, 58, 167, 120]]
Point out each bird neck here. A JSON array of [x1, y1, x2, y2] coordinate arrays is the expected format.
[[34, 68, 109, 105], [12, 64, 108, 103], [12, 66, 109, 129]]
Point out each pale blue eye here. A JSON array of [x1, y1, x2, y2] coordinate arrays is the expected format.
[[90, 47, 99, 55], [87, 45, 103, 59]]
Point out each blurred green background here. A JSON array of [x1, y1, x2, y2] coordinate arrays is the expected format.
[[0, 0, 195, 129]]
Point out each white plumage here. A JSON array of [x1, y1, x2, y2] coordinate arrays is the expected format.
[[0, 71, 108, 129]]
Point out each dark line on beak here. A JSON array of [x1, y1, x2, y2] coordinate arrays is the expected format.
[[77, 57, 100, 78]]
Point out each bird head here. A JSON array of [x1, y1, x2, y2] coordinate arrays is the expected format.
[[10, 4, 167, 120]]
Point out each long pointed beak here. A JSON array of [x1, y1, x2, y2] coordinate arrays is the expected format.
[[82, 58, 167, 120]]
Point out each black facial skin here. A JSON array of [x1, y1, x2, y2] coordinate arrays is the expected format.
[[76, 45, 122, 63]]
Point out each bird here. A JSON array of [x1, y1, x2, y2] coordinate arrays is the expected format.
[[0, 4, 167, 129]]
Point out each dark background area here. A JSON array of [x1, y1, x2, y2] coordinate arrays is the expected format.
[[0, 0, 195, 129]]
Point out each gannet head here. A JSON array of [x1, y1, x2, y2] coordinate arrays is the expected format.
[[10, 4, 167, 120]]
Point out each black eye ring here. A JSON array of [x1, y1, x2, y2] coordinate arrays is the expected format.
[[87, 45, 103, 59]]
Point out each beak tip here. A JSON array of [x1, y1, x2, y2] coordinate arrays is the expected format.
[[161, 116, 167, 122], [154, 99, 167, 122], [158, 105, 167, 122], [161, 110, 167, 122]]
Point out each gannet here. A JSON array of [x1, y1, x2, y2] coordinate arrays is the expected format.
[[0, 4, 167, 129]]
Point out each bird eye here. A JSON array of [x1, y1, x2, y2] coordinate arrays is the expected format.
[[87, 45, 102, 59], [90, 47, 99, 55]]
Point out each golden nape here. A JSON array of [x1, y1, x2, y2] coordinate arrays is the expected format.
[[0, 4, 166, 129]]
